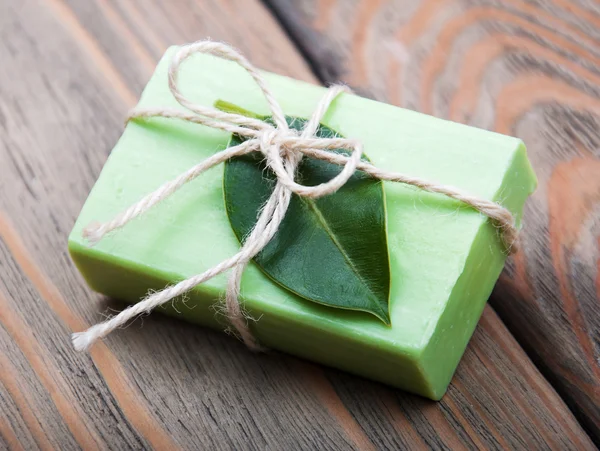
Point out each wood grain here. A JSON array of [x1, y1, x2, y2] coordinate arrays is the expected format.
[[0, 0, 594, 448], [266, 0, 600, 441]]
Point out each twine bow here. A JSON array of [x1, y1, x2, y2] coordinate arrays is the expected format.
[[72, 41, 518, 352]]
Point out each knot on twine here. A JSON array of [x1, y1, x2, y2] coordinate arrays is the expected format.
[[72, 41, 518, 353]]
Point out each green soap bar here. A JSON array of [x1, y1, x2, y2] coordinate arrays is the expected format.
[[69, 47, 537, 399]]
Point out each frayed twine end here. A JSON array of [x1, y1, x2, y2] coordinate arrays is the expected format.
[[82, 221, 104, 246], [72, 331, 95, 352]]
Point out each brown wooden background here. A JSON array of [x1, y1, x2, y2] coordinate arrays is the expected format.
[[0, 0, 598, 449]]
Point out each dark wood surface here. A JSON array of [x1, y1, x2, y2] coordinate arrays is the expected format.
[[0, 0, 595, 449], [266, 0, 600, 442]]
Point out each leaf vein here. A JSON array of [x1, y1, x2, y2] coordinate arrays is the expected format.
[[301, 196, 381, 309]]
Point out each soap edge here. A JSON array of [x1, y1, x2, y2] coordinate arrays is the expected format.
[[67, 239, 438, 398], [416, 138, 537, 399]]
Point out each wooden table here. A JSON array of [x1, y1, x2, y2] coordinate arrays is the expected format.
[[0, 0, 597, 449]]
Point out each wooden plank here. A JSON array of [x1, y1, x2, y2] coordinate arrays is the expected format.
[[266, 0, 600, 440], [0, 0, 593, 448]]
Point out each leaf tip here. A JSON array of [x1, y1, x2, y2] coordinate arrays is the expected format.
[[379, 311, 392, 327], [369, 301, 391, 326], [214, 99, 264, 119]]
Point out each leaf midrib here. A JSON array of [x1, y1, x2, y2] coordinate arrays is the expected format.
[[300, 196, 382, 308]]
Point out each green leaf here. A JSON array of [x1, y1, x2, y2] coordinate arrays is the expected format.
[[213, 100, 265, 120], [223, 115, 391, 324]]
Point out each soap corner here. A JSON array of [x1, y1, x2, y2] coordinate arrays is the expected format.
[[514, 139, 538, 194]]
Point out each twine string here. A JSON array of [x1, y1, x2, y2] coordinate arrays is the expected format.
[[72, 41, 517, 352]]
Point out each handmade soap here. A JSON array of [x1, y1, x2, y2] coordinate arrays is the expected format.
[[69, 47, 536, 399]]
